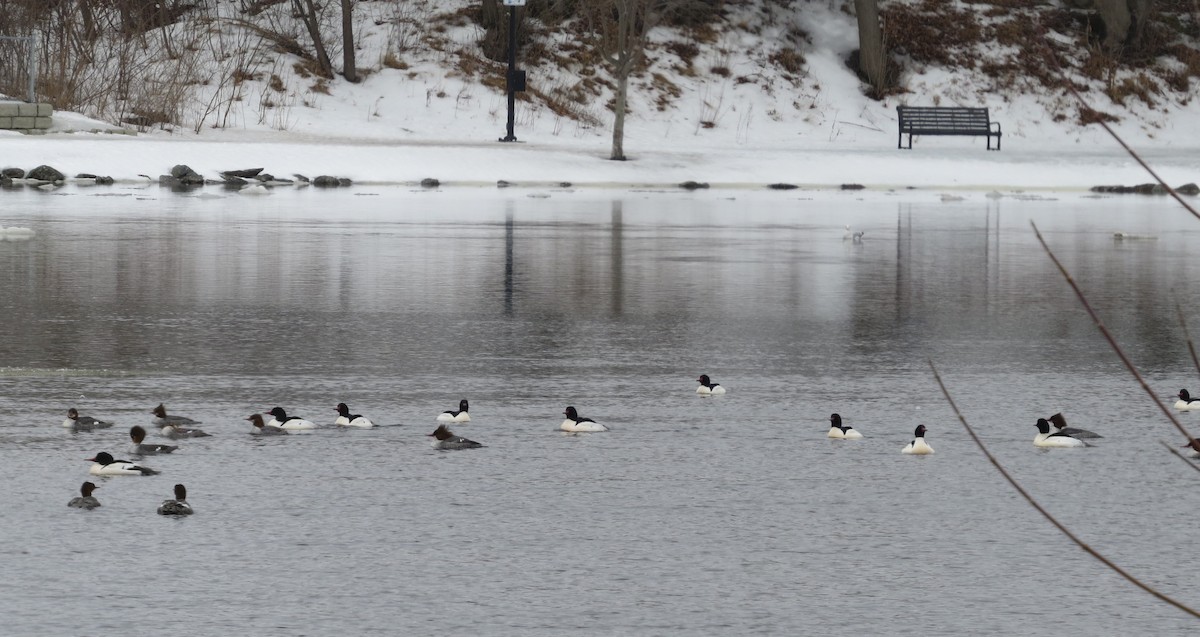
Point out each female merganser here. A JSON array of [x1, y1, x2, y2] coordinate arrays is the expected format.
[[247, 413, 287, 435], [427, 424, 482, 449], [157, 484, 194, 515], [129, 425, 177, 455], [87, 451, 159, 476], [1182, 439, 1200, 458], [335, 403, 375, 427], [561, 406, 609, 432], [1175, 389, 1200, 410], [152, 405, 210, 438], [63, 407, 113, 430], [437, 399, 471, 423], [68, 481, 101, 509], [901, 425, 934, 455], [827, 413, 863, 439], [696, 375, 726, 395], [1034, 418, 1088, 448], [266, 407, 317, 430], [1047, 413, 1101, 439]]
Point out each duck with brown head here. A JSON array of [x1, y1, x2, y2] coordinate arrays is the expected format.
[[157, 484, 193, 515], [68, 482, 100, 509], [427, 424, 482, 450]]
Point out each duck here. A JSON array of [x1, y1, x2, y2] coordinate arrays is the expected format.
[[427, 424, 482, 449], [827, 413, 863, 439], [87, 451, 159, 476], [157, 484, 194, 515], [152, 404, 210, 438], [129, 425, 177, 454], [62, 407, 113, 431], [334, 403, 375, 428], [560, 406, 609, 432], [1034, 418, 1088, 448], [1182, 439, 1200, 458], [1047, 412, 1101, 439], [901, 425, 934, 455], [842, 225, 864, 242], [266, 407, 317, 430], [696, 375, 726, 395], [1175, 389, 1200, 410], [247, 413, 287, 435], [68, 481, 101, 509], [437, 399, 471, 423]]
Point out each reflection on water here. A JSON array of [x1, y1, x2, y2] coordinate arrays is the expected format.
[[1, 186, 1199, 635]]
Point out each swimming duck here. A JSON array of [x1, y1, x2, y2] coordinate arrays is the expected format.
[[827, 413, 863, 439], [1047, 413, 1101, 439], [247, 413, 287, 435], [87, 451, 159, 476], [152, 405, 209, 438], [561, 406, 609, 432], [266, 407, 317, 430], [427, 424, 482, 450], [334, 403, 375, 428], [1034, 418, 1088, 448], [68, 481, 101, 509], [129, 425, 178, 455], [63, 408, 113, 431], [901, 425, 934, 455], [696, 375, 726, 395], [157, 484, 194, 515], [1176, 390, 1200, 410], [437, 399, 471, 423]]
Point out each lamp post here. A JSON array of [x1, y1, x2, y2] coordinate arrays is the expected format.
[[499, 0, 525, 142]]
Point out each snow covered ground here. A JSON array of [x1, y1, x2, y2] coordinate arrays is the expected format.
[[2, 1, 1198, 192]]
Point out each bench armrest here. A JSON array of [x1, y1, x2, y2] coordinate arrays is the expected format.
[[989, 121, 1001, 135]]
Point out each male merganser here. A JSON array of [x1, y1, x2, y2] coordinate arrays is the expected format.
[[901, 425, 934, 455], [1176, 389, 1200, 410], [335, 403, 375, 428], [437, 399, 471, 423], [1047, 413, 1101, 439], [266, 407, 317, 430], [1034, 418, 1088, 448], [561, 406, 609, 432], [427, 424, 482, 449], [63, 408, 113, 430], [247, 413, 287, 435], [696, 375, 726, 395], [68, 481, 101, 509], [129, 425, 177, 454], [827, 413, 863, 439], [87, 451, 159, 476], [157, 484, 194, 515]]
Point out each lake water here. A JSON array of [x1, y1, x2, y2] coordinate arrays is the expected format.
[[1, 183, 1199, 635]]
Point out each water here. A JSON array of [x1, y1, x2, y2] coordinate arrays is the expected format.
[[1, 184, 1199, 635]]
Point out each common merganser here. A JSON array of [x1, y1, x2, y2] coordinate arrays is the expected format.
[[87, 451, 159, 476], [1176, 389, 1200, 410], [427, 424, 482, 449], [151, 403, 202, 427], [334, 403, 375, 428], [1182, 439, 1200, 458], [63, 408, 113, 430], [1047, 413, 1101, 439], [437, 399, 471, 423], [696, 375, 726, 395], [561, 406, 609, 432], [827, 413, 863, 439], [247, 413, 287, 435], [842, 225, 864, 242], [129, 426, 177, 455], [266, 407, 317, 430], [68, 481, 101, 509], [901, 425, 934, 455], [157, 484, 194, 515], [1034, 418, 1088, 448]]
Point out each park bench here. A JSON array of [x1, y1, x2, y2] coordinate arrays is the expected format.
[[896, 106, 1002, 150]]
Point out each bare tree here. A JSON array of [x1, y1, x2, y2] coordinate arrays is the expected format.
[[293, 0, 333, 77], [341, 0, 357, 82], [854, 0, 887, 97]]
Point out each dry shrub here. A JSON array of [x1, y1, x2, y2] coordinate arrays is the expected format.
[[310, 78, 330, 95], [382, 51, 408, 70], [268, 74, 285, 92], [1107, 73, 1160, 107], [711, 65, 730, 77], [666, 40, 700, 66], [1078, 105, 1120, 125], [769, 48, 805, 75], [882, 0, 982, 67]]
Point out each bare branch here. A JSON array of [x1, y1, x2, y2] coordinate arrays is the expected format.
[[1177, 303, 1200, 381]]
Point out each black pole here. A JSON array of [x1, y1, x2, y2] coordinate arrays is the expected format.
[[500, 6, 518, 142]]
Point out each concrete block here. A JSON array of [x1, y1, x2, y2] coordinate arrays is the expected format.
[[33, 117, 51, 128], [0, 117, 12, 128], [0, 103, 18, 117], [11, 116, 34, 128], [17, 103, 37, 116], [37, 103, 51, 116]]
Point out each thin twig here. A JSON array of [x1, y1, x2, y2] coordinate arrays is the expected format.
[[929, 360, 1200, 619], [1177, 303, 1200, 380], [1160, 440, 1200, 475], [1031, 221, 1196, 444]]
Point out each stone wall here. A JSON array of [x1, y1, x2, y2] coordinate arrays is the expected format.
[[0, 102, 51, 131]]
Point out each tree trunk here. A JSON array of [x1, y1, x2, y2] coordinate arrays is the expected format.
[[611, 57, 629, 161], [1094, 0, 1131, 51], [341, 0, 358, 82], [294, 0, 333, 77], [854, 0, 886, 95]]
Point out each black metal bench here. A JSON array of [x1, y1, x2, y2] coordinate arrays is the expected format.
[[896, 106, 1002, 150]]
